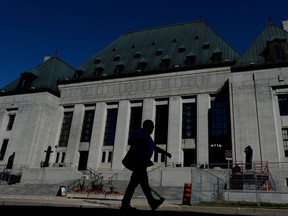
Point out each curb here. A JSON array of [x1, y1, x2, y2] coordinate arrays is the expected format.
[[66, 192, 124, 200]]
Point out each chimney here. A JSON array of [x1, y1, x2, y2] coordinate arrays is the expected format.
[[282, 20, 288, 32], [44, 56, 51, 62]]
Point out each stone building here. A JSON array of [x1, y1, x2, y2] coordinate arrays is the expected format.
[[1, 19, 288, 190]]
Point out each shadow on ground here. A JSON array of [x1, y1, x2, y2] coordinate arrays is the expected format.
[[0, 205, 247, 215]]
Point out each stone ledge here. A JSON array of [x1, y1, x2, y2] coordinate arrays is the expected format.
[[66, 192, 123, 200]]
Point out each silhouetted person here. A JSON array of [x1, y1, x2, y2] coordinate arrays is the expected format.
[[244, 145, 253, 170], [231, 164, 243, 189], [6, 152, 15, 169], [43, 146, 53, 168], [121, 119, 172, 211]]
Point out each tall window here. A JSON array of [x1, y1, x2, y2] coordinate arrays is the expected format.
[[58, 112, 73, 147], [278, 94, 288, 116], [55, 152, 65, 164], [0, 139, 9, 160], [154, 100, 169, 145], [282, 128, 288, 157], [129, 102, 142, 134], [208, 82, 231, 166], [6, 114, 16, 131], [182, 102, 196, 139], [101, 151, 113, 163], [182, 98, 197, 167], [103, 108, 118, 146], [81, 110, 95, 142], [209, 99, 230, 166], [209, 101, 228, 137]]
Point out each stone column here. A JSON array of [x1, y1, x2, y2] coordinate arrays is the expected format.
[[142, 98, 156, 125], [142, 98, 157, 165], [167, 96, 182, 165], [0, 109, 8, 142], [197, 94, 210, 165], [87, 102, 106, 170], [65, 104, 85, 167], [112, 100, 130, 170]]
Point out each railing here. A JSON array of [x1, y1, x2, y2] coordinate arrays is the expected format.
[[51, 162, 77, 169], [191, 164, 227, 202], [148, 162, 166, 174], [66, 167, 120, 192], [107, 173, 118, 185], [0, 164, 28, 185]]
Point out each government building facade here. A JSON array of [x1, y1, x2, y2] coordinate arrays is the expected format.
[[1, 19, 288, 192]]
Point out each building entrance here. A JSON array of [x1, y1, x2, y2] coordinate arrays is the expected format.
[[78, 151, 88, 170]]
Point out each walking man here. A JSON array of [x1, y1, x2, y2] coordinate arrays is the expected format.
[[121, 119, 172, 211]]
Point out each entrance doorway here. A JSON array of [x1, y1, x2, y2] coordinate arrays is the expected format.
[[78, 151, 88, 170], [183, 149, 196, 167]]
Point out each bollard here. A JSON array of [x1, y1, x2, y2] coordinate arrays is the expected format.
[[182, 183, 192, 205]]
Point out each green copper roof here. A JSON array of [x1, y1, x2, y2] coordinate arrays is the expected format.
[[1, 56, 74, 96], [232, 20, 288, 71], [73, 20, 240, 82]]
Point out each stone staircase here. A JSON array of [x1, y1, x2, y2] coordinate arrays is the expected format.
[[108, 180, 183, 200], [0, 180, 183, 201], [0, 183, 62, 196], [0, 165, 185, 200]]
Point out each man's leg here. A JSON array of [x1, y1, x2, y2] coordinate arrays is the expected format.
[[121, 170, 140, 208], [138, 168, 155, 204], [139, 168, 165, 211]]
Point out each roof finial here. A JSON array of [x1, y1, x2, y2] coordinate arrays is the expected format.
[[54, 49, 59, 57], [268, 17, 274, 26]]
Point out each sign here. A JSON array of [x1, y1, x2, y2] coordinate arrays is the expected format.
[[56, 186, 66, 197], [225, 150, 232, 161]]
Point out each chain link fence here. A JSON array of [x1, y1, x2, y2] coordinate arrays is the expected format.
[[190, 161, 288, 204]]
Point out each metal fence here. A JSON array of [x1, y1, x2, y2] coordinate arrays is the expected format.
[[191, 165, 227, 203], [190, 161, 288, 204]]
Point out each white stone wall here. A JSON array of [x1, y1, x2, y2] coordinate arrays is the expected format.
[[0, 93, 61, 168], [230, 67, 288, 166]]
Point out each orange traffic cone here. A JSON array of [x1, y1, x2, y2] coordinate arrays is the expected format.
[[266, 183, 270, 191], [182, 183, 192, 205]]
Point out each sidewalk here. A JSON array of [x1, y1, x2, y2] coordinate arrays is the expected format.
[[1, 194, 288, 215], [86, 197, 288, 216]]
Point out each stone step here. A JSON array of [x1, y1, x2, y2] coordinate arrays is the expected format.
[[108, 180, 183, 200], [0, 181, 184, 201], [0, 183, 62, 196]]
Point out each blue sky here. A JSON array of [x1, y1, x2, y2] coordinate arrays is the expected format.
[[0, 0, 288, 88]]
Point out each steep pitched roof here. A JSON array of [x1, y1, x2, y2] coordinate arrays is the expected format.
[[69, 20, 240, 83], [0, 56, 75, 97], [232, 20, 288, 71]]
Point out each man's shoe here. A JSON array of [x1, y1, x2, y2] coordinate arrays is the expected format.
[[120, 205, 137, 212], [150, 197, 165, 211]]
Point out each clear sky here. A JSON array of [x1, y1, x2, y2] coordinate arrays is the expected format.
[[0, 0, 288, 88]]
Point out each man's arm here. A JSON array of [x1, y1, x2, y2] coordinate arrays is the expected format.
[[154, 145, 172, 158]]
